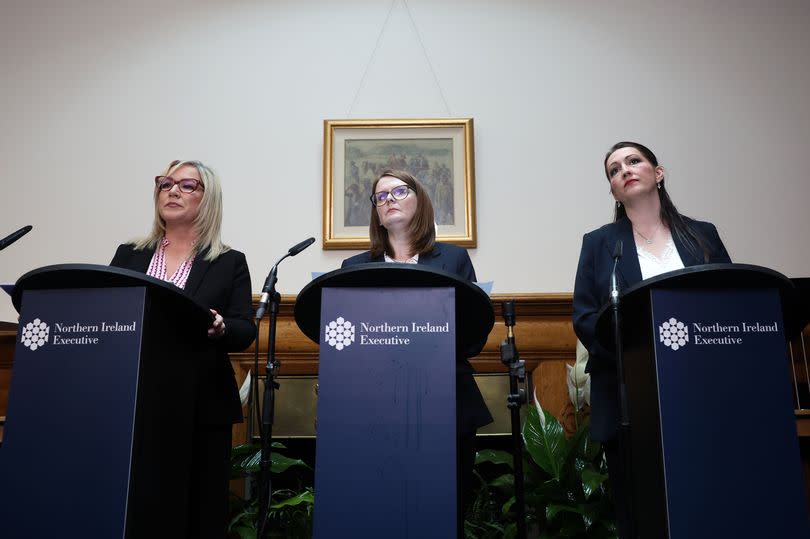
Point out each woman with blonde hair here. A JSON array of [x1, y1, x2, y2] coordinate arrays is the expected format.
[[111, 159, 254, 538]]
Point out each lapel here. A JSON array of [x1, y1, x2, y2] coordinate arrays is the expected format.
[[183, 247, 213, 298], [671, 229, 702, 267], [416, 243, 443, 270], [609, 219, 642, 288], [129, 247, 154, 273]]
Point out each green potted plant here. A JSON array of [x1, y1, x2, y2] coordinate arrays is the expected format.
[[228, 442, 314, 539], [465, 340, 617, 538]]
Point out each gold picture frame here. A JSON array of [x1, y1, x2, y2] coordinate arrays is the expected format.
[[322, 118, 476, 250]]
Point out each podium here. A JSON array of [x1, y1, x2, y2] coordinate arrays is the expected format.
[[294, 263, 494, 538], [595, 263, 810, 538], [0, 264, 213, 538]]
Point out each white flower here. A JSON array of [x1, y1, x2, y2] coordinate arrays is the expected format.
[[567, 340, 591, 411], [239, 370, 252, 406], [533, 387, 546, 429]]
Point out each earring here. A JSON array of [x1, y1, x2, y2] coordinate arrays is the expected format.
[[616, 201, 622, 208], [657, 182, 662, 190]]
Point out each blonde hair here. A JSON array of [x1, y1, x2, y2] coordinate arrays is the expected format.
[[132, 159, 229, 261]]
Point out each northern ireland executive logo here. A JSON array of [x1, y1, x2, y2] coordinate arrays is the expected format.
[[325, 316, 355, 351], [659, 317, 688, 351], [21, 318, 50, 351]]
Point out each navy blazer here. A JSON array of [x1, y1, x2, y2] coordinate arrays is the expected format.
[[111, 243, 255, 425], [572, 218, 731, 440], [341, 242, 493, 434]]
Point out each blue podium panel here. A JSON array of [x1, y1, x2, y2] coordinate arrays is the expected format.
[[0, 287, 145, 538], [314, 287, 457, 539], [651, 288, 809, 538]]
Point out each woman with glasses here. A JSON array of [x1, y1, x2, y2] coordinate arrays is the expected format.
[[341, 169, 492, 535], [573, 142, 731, 537], [110, 159, 254, 538]]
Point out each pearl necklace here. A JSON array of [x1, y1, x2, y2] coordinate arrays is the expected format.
[[634, 222, 662, 245]]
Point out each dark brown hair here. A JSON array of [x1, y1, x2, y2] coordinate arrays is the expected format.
[[368, 169, 436, 258], [604, 141, 713, 263]]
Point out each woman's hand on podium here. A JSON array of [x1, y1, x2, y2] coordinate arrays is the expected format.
[[207, 309, 226, 339]]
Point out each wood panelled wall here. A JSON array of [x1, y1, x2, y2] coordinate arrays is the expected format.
[[0, 294, 580, 437], [2, 294, 809, 441], [229, 293, 580, 440]]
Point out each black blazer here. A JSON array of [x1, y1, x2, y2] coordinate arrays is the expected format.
[[110, 243, 255, 425], [572, 217, 731, 440], [341, 242, 493, 435]]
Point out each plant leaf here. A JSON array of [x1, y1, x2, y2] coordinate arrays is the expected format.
[[547, 502, 589, 520], [271, 452, 311, 473], [525, 478, 567, 505], [549, 501, 600, 520], [581, 467, 609, 500], [230, 443, 261, 460], [573, 423, 600, 462], [230, 443, 289, 461], [502, 495, 516, 514], [523, 405, 566, 480], [475, 448, 516, 469], [490, 473, 515, 491], [234, 449, 310, 474], [270, 489, 315, 509]]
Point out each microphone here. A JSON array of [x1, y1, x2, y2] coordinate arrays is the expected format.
[[610, 240, 623, 305], [288, 237, 315, 257], [0, 225, 33, 251], [502, 300, 516, 329], [256, 237, 316, 320]]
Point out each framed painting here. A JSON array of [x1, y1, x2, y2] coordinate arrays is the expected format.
[[322, 118, 476, 250]]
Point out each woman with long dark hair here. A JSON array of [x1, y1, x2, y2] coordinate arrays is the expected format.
[[572, 142, 731, 537]]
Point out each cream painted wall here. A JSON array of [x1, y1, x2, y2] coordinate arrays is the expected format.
[[1, 0, 809, 322]]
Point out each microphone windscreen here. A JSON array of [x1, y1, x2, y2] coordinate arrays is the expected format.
[[288, 237, 316, 256], [0, 225, 33, 250], [502, 300, 515, 319], [612, 240, 623, 259]]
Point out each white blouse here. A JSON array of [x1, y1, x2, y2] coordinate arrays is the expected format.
[[637, 237, 684, 280], [384, 253, 419, 264]]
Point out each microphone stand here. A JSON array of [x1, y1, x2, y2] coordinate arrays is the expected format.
[[499, 301, 527, 539], [610, 241, 637, 538], [256, 264, 282, 539], [254, 237, 314, 538]]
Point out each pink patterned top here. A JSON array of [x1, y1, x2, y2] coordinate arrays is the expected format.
[[146, 237, 196, 289]]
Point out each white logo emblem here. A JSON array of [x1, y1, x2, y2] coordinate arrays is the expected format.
[[325, 316, 355, 351], [21, 318, 50, 351], [659, 317, 688, 351]]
